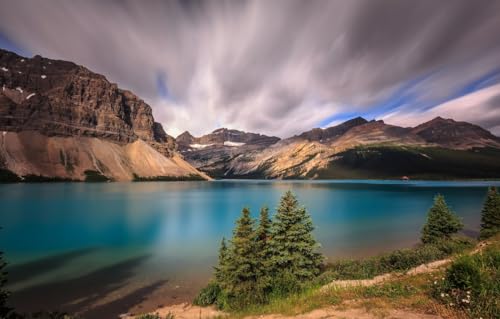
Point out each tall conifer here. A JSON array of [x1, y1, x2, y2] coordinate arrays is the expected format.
[[225, 208, 257, 295], [255, 206, 272, 290], [421, 194, 463, 244], [479, 186, 500, 239], [269, 191, 323, 281]]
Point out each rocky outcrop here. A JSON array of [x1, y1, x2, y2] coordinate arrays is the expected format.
[[0, 48, 207, 181]]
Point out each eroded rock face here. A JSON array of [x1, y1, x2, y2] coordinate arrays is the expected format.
[[0, 48, 176, 156], [175, 128, 280, 177]]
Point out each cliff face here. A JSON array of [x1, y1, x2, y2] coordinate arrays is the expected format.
[[0, 48, 175, 156], [0, 48, 206, 181]]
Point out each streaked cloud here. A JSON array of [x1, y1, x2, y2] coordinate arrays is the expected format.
[[0, 0, 499, 137]]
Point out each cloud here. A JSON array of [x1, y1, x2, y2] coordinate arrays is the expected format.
[[0, 0, 499, 137], [382, 84, 500, 135]]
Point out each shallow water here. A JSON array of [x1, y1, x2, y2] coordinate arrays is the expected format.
[[1, 180, 499, 317]]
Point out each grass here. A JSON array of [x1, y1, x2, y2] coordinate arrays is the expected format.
[[316, 236, 476, 283]]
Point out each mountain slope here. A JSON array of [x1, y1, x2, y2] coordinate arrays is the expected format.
[[411, 117, 500, 149], [0, 48, 208, 181]]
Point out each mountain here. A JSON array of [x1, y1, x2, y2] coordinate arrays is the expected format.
[[411, 116, 500, 149], [295, 116, 368, 142], [181, 117, 500, 180], [0, 48, 208, 181], [177, 128, 280, 177], [177, 128, 280, 151]]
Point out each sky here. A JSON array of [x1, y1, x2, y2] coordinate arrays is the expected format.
[[1, 0, 500, 137]]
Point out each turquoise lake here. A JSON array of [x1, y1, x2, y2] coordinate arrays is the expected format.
[[1, 180, 499, 318]]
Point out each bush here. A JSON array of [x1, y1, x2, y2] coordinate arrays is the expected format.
[[432, 245, 500, 318], [193, 282, 222, 307]]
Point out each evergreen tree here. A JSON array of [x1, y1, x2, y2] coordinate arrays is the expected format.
[[255, 206, 272, 290], [421, 194, 463, 244], [269, 191, 323, 282], [479, 186, 500, 240], [214, 237, 229, 284], [224, 208, 257, 296]]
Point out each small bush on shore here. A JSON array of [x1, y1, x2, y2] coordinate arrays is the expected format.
[[431, 241, 500, 319]]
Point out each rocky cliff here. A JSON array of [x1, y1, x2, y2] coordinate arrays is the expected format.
[[0, 48, 207, 181]]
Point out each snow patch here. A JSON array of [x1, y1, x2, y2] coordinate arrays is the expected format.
[[18, 71, 22, 74], [224, 141, 246, 147], [190, 143, 214, 149], [41, 75, 47, 79], [1, 67, 8, 72], [26, 93, 36, 100], [21, 59, 25, 62], [16, 87, 23, 93]]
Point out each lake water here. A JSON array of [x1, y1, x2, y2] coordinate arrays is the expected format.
[[1, 180, 499, 318]]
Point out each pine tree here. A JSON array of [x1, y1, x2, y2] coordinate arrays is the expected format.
[[479, 186, 500, 240], [421, 194, 464, 244], [214, 237, 229, 284], [224, 208, 257, 295], [269, 191, 323, 282], [255, 206, 272, 290]]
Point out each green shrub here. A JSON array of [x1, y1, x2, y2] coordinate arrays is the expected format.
[[432, 245, 500, 318], [193, 282, 222, 307]]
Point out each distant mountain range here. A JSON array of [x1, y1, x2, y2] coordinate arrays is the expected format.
[[1, 47, 500, 182], [178, 116, 500, 180]]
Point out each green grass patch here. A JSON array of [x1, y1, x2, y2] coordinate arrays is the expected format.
[[317, 237, 476, 283], [431, 238, 500, 319]]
